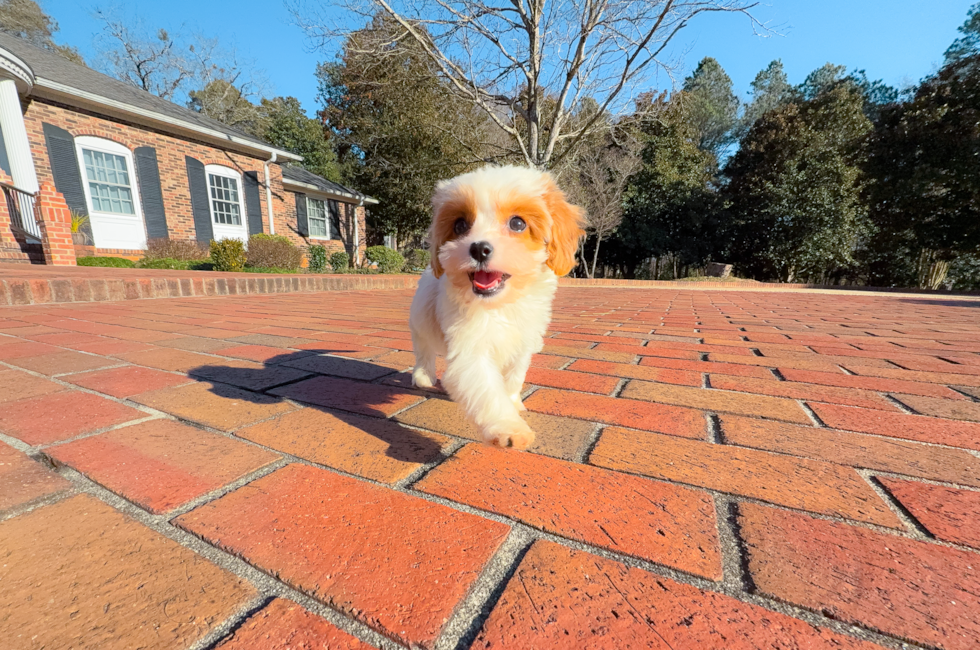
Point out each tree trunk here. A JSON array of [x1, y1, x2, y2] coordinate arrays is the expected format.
[[917, 249, 951, 290], [590, 236, 603, 279]]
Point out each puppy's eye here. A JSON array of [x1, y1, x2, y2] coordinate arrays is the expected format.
[[508, 216, 527, 233], [453, 218, 469, 236]]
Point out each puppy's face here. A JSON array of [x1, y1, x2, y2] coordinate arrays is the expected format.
[[429, 166, 585, 304]]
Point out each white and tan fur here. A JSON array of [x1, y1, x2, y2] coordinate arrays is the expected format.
[[409, 165, 585, 449]]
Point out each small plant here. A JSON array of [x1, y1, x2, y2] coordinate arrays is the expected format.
[[365, 245, 405, 274], [329, 251, 350, 273], [245, 234, 302, 269], [69, 210, 89, 234], [403, 249, 430, 273], [307, 244, 328, 273], [249, 233, 293, 245], [144, 238, 209, 261], [210, 238, 246, 272], [76, 256, 135, 268]]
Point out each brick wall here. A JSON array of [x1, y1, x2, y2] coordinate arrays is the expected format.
[[21, 98, 371, 265], [279, 190, 368, 264]]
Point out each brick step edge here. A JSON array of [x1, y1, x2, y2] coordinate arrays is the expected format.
[[0, 274, 421, 305], [560, 278, 980, 297]]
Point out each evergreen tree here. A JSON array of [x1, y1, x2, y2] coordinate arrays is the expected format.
[[682, 57, 739, 157], [723, 84, 872, 282], [259, 97, 340, 182], [610, 93, 719, 278], [863, 54, 980, 288], [0, 0, 83, 64], [945, 2, 980, 65], [735, 60, 793, 139], [317, 14, 487, 245]]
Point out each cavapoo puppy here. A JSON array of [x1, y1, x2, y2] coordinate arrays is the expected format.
[[409, 165, 586, 450]]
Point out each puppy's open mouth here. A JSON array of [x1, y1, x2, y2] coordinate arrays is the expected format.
[[470, 270, 510, 296]]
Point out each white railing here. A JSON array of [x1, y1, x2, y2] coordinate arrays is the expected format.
[[2, 180, 42, 241]]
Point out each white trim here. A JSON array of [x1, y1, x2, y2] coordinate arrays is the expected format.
[[281, 177, 379, 204], [205, 164, 248, 242], [31, 78, 302, 163], [306, 195, 332, 240], [0, 47, 34, 94], [74, 136, 147, 250]]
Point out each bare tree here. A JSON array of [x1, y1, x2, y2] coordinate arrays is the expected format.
[[292, 0, 760, 168], [95, 12, 194, 100], [561, 124, 643, 277], [94, 10, 266, 110]]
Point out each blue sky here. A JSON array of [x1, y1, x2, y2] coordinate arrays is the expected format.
[[48, 0, 974, 116]]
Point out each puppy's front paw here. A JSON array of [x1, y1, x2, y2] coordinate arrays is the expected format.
[[484, 420, 536, 450], [412, 367, 435, 389]]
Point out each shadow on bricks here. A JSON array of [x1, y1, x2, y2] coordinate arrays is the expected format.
[[187, 350, 444, 465]]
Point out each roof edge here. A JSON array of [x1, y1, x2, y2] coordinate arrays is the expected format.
[[31, 77, 303, 162], [282, 177, 379, 204], [0, 45, 35, 93]]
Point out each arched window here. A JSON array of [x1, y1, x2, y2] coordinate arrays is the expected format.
[[74, 136, 146, 250], [205, 164, 248, 241]]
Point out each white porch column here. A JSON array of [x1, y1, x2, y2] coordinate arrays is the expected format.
[[0, 77, 38, 193]]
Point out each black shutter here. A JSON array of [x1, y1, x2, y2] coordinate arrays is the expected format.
[[134, 147, 168, 240], [185, 156, 213, 244], [328, 199, 341, 240], [42, 123, 93, 239], [243, 171, 263, 236], [294, 192, 308, 237]]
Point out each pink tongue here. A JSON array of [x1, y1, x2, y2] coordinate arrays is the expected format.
[[473, 270, 503, 290]]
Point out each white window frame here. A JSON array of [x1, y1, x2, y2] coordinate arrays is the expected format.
[[306, 196, 332, 240], [205, 164, 247, 229], [75, 136, 144, 223]]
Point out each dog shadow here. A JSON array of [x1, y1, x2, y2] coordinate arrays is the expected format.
[[187, 349, 447, 465]]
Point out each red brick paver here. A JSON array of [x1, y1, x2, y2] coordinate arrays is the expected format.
[[2, 284, 979, 650], [175, 464, 509, 648]]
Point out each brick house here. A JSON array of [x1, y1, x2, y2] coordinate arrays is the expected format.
[[0, 32, 375, 266]]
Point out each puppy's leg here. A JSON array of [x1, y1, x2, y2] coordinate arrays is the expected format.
[[410, 328, 439, 389], [443, 354, 535, 450], [503, 352, 533, 411]]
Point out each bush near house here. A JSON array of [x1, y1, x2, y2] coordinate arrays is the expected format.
[[366, 245, 404, 274], [210, 239, 246, 272], [307, 244, 328, 273], [144, 239, 209, 262], [76, 256, 136, 268], [329, 251, 350, 273], [245, 234, 302, 270], [403, 249, 430, 273], [137, 258, 213, 270]]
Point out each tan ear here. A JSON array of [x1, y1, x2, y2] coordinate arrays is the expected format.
[[428, 182, 472, 278], [543, 181, 587, 276]]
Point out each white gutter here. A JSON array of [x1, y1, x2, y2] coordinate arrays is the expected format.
[[31, 78, 302, 162], [281, 178, 379, 204], [354, 196, 363, 267], [264, 152, 277, 235]]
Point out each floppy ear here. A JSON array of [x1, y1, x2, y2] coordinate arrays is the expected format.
[[428, 183, 451, 278], [543, 180, 587, 277]]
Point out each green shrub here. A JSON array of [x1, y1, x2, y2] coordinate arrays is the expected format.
[[76, 256, 135, 268], [249, 233, 293, 244], [136, 258, 212, 270], [329, 251, 350, 273], [403, 249, 430, 273], [307, 244, 328, 273], [365, 245, 404, 274], [210, 238, 246, 272], [242, 266, 301, 274], [245, 234, 302, 269], [144, 238, 209, 261]]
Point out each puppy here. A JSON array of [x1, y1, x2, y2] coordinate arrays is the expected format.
[[409, 165, 586, 449]]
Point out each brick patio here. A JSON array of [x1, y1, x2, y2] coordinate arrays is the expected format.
[[1, 284, 978, 649]]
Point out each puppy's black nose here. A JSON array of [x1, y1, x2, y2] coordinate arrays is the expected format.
[[470, 241, 493, 263]]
